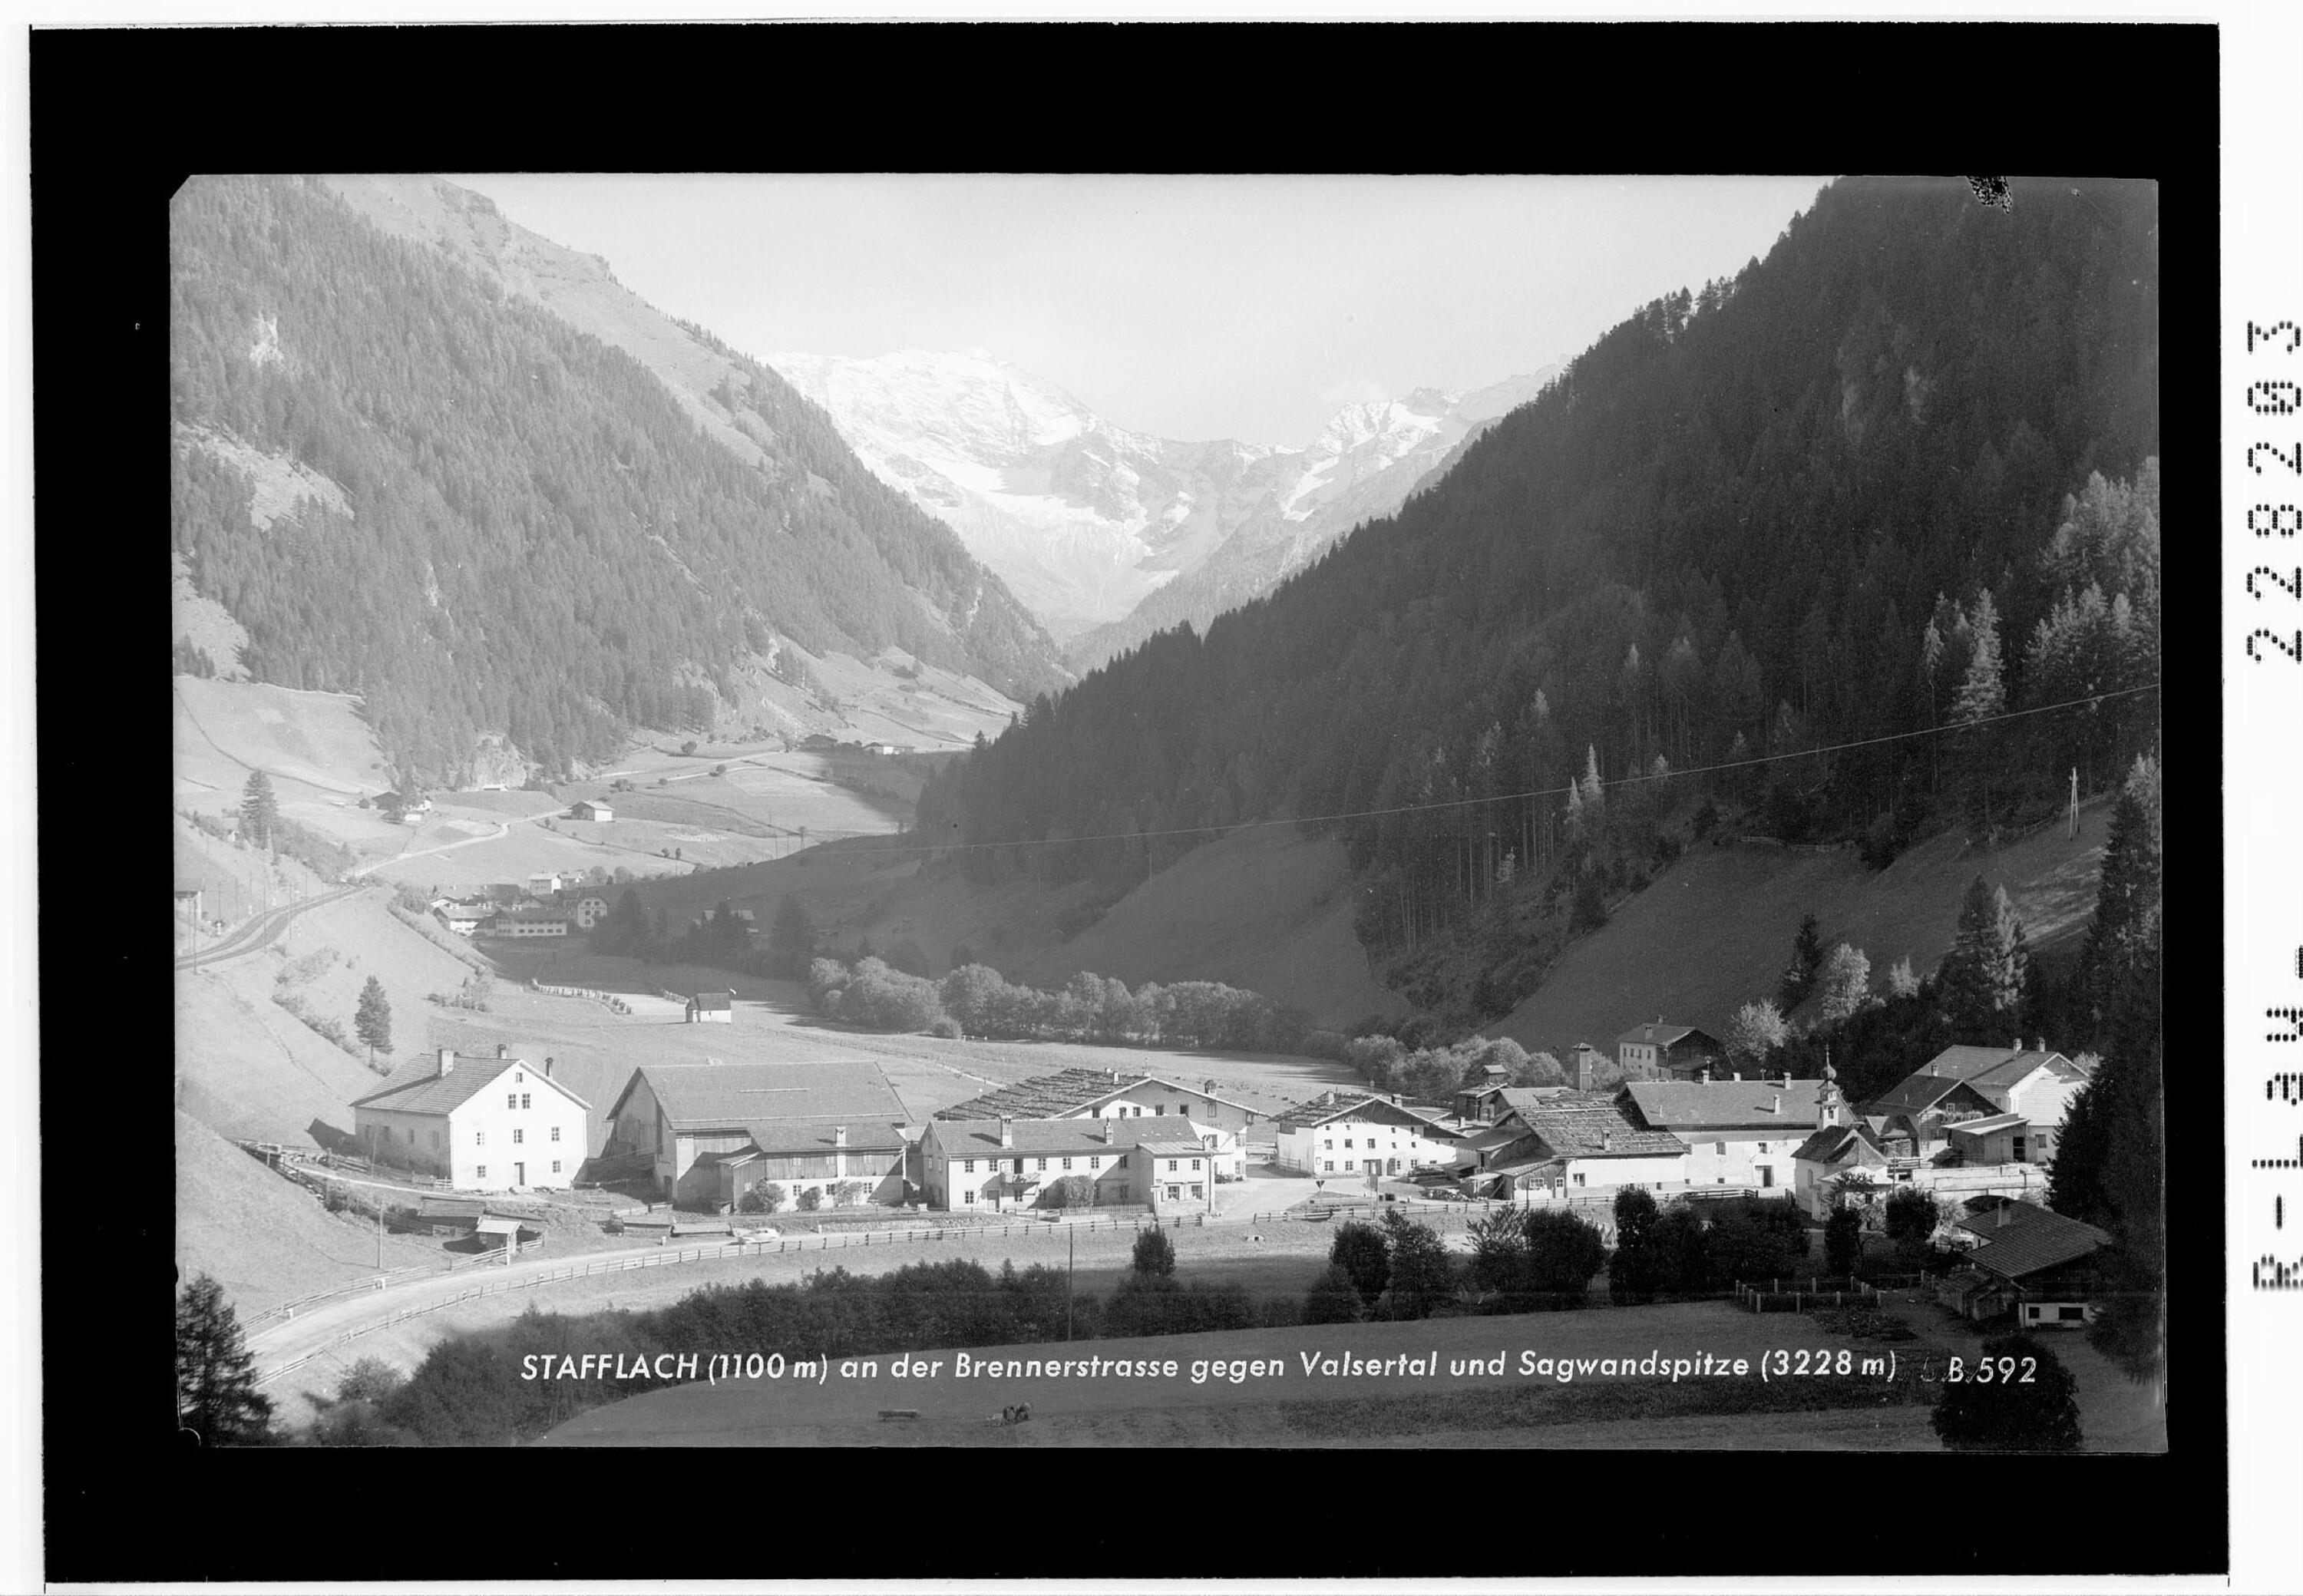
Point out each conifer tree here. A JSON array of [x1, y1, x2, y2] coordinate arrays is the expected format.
[[177, 1273, 273, 1446], [2078, 755, 2163, 1026], [354, 975, 392, 1062], [239, 770, 279, 848], [1951, 591, 2007, 827], [1938, 876, 2029, 1039]]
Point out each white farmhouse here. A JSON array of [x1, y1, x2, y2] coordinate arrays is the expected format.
[[1272, 1092, 1459, 1178], [352, 1046, 590, 1191]]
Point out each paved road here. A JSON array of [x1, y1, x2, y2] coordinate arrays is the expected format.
[[175, 883, 365, 972]]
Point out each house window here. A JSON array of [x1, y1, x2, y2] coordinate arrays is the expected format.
[[964, 1190, 976, 1204], [1572, 1173, 1586, 1187], [1715, 1141, 1727, 1155], [1168, 1160, 1178, 1172], [477, 1165, 487, 1179], [1323, 1161, 1334, 1172], [513, 1129, 524, 1144], [1089, 1156, 1102, 1170], [1191, 1159, 1201, 1171], [1758, 1142, 1769, 1155], [521, 1094, 531, 1109], [550, 1126, 560, 1142], [1323, 1138, 1332, 1149], [1154, 1105, 1165, 1115], [552, 1160, 561, 1175], [1345, 1138, 1354, 1148], [507, 1094, 517, 1110], [1013, 1158, 1025, 1175], [1062, 1157, 1073, 1171], [515, 1071, 524, 1082], [476, 1130, 485, 1145], [1191, 1184, 1204, 1198], [963, 1160, 976, 1174]]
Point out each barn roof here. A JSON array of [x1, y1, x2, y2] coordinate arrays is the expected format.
[[607, 1062, 906, 1132], [1921, 1046, 2087, 1092], [717, 1119, 907, 1158], [1622, 1079, 1824, 1130], [924, 1118, 1220, 1157], [1613, 1020, 1717, 1049], [936, 1069, 1255, 1122], [1954, 1201, 2112, 1280], [1862, 1073, 1998, 1118], [1507, 1099, 1687, 1159]]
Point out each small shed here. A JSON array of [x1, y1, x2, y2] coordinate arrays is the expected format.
[[571, 800, 616, 822], [687, 990, 735, 1024]]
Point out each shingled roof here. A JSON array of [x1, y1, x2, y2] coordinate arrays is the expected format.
[[1954, 1201, 2112, 1280], [1622, 1079, 1824, 1130], [1614, 1020, 1715, 1049], [717, 1119, 907, 1158], [1508, 1099, 1687, 1159], [1272, 1094, 1437, 1130], [1789, 1122, 1885, 1165]]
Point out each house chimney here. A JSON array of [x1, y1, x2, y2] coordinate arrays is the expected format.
[[2034, 1037, 2045, 1054], [999, 1118, 1013, 1148], [1100, 1119, 1113, 1145], [1601, 1130, 1613, 1152], [1699, 1066, 1711, 1084], [544, 1057, 554, 1079], [497, 1043, 509, 1059], [1997, 1201, 2013, 1228], [834, 1125, 847, 1148], [2011, 1038, 2022, 1053], [437, 1047, 455, 1076], [1731, 1072, 1741, 1082], [1773, 1093, 1782, 1115]]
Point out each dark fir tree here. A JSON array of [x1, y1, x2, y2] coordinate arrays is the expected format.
[[1130, 1227, 1175, 1278], [2077, 755, 2163, 1028], [177, 1273, 273, 1445], [239, 769, 279, 849], [1824, 1203, 1865, 1277], [769, 895, 815, 980], [354, 975, 392, 1062], [1607, 1185, 1665, 1304], [1779, 912, 1826, 1010], [1379, 1210, 1455, 1321], [1938, 877, 2030, 1041]]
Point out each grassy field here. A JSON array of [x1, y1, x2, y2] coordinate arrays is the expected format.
[[1491, 805, 2115, 1059], [598, 824, 1408, 1032], [176, 1111, 442, 1315]]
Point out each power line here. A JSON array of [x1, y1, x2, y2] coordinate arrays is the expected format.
[[748, 681, 2160, 866]]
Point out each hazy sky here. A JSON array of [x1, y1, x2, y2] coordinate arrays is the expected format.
[[451, 173, 1831, 447]]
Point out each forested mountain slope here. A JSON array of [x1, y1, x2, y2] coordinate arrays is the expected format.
[[170, 176, 1066, 785], [920, 177, 2159, 1019]]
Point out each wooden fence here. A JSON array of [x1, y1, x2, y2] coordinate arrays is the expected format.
[[531, 978, 634, 1014]]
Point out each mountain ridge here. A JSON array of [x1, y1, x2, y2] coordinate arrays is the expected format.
[[769, 346, 1556, 657]]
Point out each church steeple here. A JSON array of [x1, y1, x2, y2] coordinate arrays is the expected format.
[[1815, 1046, 1849, 1131]]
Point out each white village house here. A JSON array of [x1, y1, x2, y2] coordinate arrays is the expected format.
[[352, 1046, 591, 1191], [603, 1062, 910, 1208], [1617, 1076, 1824, 1193], [1273, 1092, 1461, 1178], [919, 1115, 1234, 1214]]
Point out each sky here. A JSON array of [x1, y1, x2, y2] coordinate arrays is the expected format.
[[450, 174, 1829, 448]]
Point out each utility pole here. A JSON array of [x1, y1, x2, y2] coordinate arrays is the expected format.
[[2069, 766, 2080, 839], [1066, 1224, 1075, 1343]]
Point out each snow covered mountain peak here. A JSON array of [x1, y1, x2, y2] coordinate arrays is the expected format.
[[769, 346, 1557, 649]]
